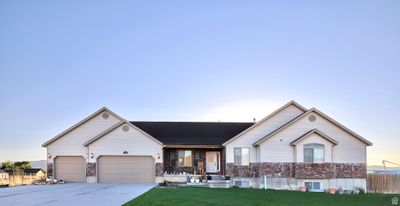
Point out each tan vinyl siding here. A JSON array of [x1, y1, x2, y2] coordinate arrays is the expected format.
[[47, 112, 120, 163], [54, 156, 86, 182], [259, 111, 367, 163], [88, 123, 163, 164], [225, 105, 304, 163], [98, 156, 154, 183]]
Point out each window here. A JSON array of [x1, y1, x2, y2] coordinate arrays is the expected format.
[[304, 143, 325, 163], [305, 182, 321, 191], [234, 180, 250, 188], [170, 151, 176, 167], [193, 151, 200, 167], [178, 150, 192, 167], [234, 148, 250, 165]]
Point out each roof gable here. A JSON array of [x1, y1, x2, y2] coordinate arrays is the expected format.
[[222, 100, 307, 146], [42, 107, 126, 147], [254, 108, 372, 146], [84, 120, 164, 146], [290, 129, 338, 146]]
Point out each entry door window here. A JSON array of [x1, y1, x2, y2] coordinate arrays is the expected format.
[[206, 152, 220, 172]]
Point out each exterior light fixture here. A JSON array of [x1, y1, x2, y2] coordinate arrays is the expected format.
[[123, 151, 128, 154], [48, 153, 52, 159]]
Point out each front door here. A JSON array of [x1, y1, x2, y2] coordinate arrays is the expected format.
[[206, 151, 220, 173]]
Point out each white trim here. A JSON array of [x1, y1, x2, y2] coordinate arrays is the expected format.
[[222, 100, 307, 146], [42, 107, 126, 147], [84, 120, 164, 146], [253, 108, 372, 146], [290, 129, 338, 146]]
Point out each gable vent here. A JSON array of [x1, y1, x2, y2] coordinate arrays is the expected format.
[[308, 114, 316, 122], [102, 112, 109, 119], [122, 125, 130, 132]]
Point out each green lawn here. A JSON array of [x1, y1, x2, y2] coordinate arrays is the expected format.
[[124, 187, 398, 206]]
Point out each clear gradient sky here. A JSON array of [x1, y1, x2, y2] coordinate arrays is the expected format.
[[0, 1, 399, 165]]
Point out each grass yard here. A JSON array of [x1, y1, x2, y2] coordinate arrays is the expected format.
[[124, 187, 398, 206]]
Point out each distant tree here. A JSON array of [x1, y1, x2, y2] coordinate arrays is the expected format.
[[13, 161, 31, 169], [1, 161, 31, 170], [0, 160, 13, 169]]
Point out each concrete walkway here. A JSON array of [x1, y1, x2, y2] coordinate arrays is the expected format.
[[0, 183, 154, 206]]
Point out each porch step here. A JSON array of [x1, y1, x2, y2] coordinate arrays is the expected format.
[[207, 180, 231, 188], [207, 180, 230, 183], [208, 175, 222, 180], [184, 182, 208, 188]]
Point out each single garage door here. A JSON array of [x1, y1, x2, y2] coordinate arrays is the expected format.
[[98, 156, 154, 183], [55, 156, 86, 182]]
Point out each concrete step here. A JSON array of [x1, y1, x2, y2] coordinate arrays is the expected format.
[[207, 180, 230, 183], [208, 183, 231, 188]]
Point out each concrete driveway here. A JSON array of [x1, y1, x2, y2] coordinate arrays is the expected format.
[[0, 183, 154, 206]]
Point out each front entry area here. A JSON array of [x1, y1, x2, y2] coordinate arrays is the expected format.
[[97, 156, 155, 183], [206, 151, 220, 173], [163, 148, 224, 175]]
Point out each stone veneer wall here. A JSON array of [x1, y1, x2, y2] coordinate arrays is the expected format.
[[335, 163, 366, 178], [155, 163, 163, 176], [226, 162, 366, 179], [295, 163, 334, 179], [47, 163, 53, 177], [86, 163, 96, 177]]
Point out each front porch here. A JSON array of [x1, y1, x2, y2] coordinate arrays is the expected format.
[[163, 146, 225, 175]]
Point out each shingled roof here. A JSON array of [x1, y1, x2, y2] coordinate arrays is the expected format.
[[130, 121, 253, 145]]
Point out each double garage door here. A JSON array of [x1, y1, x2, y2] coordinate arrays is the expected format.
[[54, 156, 154, 183]]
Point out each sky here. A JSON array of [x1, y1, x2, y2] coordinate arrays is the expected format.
[[0, 0, 399, 165]]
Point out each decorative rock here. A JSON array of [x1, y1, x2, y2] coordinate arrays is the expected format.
[[226, 162, 366, 179], [47, 163, 53, 177], [155, 163, 164, 176], [86, 162, 96, 177]]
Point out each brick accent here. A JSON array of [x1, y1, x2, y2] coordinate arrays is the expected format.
[[226, 163, 260, 177], [86, 162, 96, 177], [295, 163, 335, 179], [259, 162, 295, 177], [336, 163, 366, 178], [47, 163, 53, 177], [155, 163, 163, 176], [226, 162, 366, 179]]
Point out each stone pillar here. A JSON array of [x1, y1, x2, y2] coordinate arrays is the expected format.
[[86, 162, 97, 183], [155, 163, 163, 176], [87, 162, 96, 177], [47, 163, 53, 177]]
